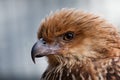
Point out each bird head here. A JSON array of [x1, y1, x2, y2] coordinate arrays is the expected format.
[[31, 9, 120, 65]]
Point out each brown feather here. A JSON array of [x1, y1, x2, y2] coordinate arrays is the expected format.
[[35, 8, 120, 80]]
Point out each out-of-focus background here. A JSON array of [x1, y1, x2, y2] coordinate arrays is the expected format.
[[0, 0, 120, 80]]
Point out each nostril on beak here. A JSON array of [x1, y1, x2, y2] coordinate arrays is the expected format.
[[43, 40, 46, 44], [41, 38, 46, 44]]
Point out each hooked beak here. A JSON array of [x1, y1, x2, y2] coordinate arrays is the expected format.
[[31, 42, 42, 63], [31, 38, 60, 63]]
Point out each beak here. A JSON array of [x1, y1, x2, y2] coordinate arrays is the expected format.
[[31, 42, 41, 63], [31, 38, 60, 63]]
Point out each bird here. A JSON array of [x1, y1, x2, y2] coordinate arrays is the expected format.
[[31, 8, 120, 80]]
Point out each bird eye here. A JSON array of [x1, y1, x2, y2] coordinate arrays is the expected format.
[[63, 32, 74, 41]]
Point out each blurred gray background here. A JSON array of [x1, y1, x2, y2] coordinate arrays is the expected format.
[[0, 0, 120, 80]]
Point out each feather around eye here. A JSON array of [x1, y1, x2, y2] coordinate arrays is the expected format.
[[63, 32, 74, 41]]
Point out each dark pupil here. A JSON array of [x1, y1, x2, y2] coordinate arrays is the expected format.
[[64, 32, 73, 40]]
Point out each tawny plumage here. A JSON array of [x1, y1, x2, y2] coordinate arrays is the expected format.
[[31, 9, 120, 80]]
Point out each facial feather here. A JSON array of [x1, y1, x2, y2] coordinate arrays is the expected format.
[[37, 9, 120, 62], [31, 8, 120, 80]]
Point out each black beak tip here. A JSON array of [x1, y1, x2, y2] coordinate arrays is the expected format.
[[31, 52, 35, 63], [31, 54, 36, 64], [31, 44, 36, 64]]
